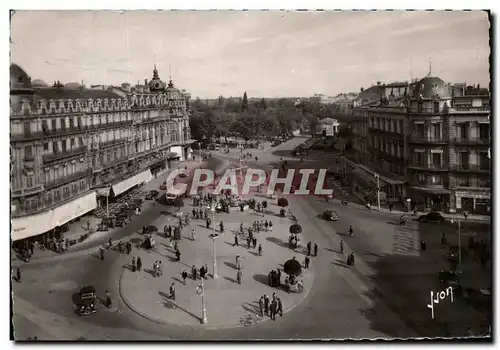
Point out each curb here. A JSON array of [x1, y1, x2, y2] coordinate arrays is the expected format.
[[118, 257, 315, 330]]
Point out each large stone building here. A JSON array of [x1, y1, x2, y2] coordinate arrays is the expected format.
[[10, 64, 195, 243], [349, 76, 491, 214]]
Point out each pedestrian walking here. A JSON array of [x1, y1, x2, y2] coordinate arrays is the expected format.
[[314, 243, 318, 257], [421, 240, 427, 252], [236, 269, 242, 284], [191, 228, 196, 241], [234, 234, 239, 247], [347, 252, 355, 266], [265, 220, 269, 231], [259, 296, 264, 317], [252, 237, 257, 249], [131, 257, 136, 272], [175, 248, 181, 261], [240, 223, 244, 234], [349, 225, 354, 236], [105, 290, 112, 308], [340, 240, 344, 254], [192, 265, 197, 280], [170, 283, 176, 300], [276, 268, 281, 287], [192, 208, 196, 218], [87, 220, 91, 231], [463, 211, 468, 221], [136, 257, 142, 271], [100, 248, 104, 261], [174, 241, 178, 251], [182, 270, 188, 285], [264, 294, 270, 315], [200, 265, 205, 279], [219, 221, 224, 233], [247, 237, 251, 249], [206, 218, 210, 229], [185, 215, 189, 226], [126, 242, 131, 255], [307, 242, 312, 256], [269, 221, 273, 232], [258, 244, 262, 256], [236, 254, 241, 270], [270, 300, 277, 320], [304, 255, 310, 269], [16, 268, 21, 283], [204, 264, 209, 278], [389, 203, 393, 212], [277, 297, 283, 317]]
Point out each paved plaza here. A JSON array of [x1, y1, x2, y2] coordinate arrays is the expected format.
[[118, 196, 314, 327]]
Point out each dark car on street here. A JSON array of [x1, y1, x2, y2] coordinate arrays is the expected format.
[[418, 212, 446, 223], [145, 190, 159, 200], [322, 210, 339, 221]]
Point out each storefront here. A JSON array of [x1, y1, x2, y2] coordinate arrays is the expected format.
[[112, 169, 153, 197], [455, 190, 491, 215], [351, 168, 387, 204], [11, 210, 56, 242], [407, 186, 451, 212], [11, 191, 98, 242]]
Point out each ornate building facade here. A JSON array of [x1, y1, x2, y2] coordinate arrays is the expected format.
[[349, 76, 491, 214], [10, 64, 195, 242]]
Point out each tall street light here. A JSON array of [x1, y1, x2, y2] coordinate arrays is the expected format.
[[209, 232, 220, 279], [449, 218, 462, 273], [196, 276, 207, 324]]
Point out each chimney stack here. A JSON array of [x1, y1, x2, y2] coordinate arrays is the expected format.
[[360, 87, 364, 92], [145, 79, 148, 86]]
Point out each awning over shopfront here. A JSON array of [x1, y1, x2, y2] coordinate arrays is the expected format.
[[11, 210, 56, 242], [96, 187, 111, 197], [358, 164, 405, 185], [351, 168, 378, 188], [11, 191, 98, 242], [409, 185, 451, 195], [52, 191, 98, 227], [183, 139, 197, 145], [112, 169, 153, 196]]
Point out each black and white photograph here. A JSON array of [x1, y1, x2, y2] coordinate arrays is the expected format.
[[8, 8, 492, 341]]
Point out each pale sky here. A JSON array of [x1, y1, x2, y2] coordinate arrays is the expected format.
[[10, 10, 491, 98]]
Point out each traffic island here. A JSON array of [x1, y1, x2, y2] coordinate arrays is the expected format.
[[118, 203, 315, 328]]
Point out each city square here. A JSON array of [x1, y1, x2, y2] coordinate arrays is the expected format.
[[9, 10, 492, 341]]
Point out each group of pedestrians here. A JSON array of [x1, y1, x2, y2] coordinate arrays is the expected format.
[[258, 293, 283, 320]]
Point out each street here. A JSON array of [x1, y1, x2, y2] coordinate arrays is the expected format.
[[12, 137, 491, 340]]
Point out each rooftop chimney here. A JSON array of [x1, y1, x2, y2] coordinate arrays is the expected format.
[[145, 79, 148, 86], [360, 87, 364, 92], [377, 81, 381, 86]]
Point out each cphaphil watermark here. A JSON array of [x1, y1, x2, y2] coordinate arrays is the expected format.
[[165, 167, 333, 197], [427, 286, 454, 319]]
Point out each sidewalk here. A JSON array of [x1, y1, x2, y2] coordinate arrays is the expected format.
[[118, 194, 314, 328]]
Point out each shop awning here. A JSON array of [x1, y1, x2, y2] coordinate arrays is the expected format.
[[167, 152, 181, 160], [11, 210, 56, 241], [409, 185, 451, 195], [96, 187, 111, 197], [183, 139, 197, 145], [358, 164, 405, 185], [52, 192, 98, 227], [112, 170, 153, 196], [351, 168, 378, 187]]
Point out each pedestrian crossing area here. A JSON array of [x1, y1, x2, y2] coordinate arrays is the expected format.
[[392, 223, 420, 257]]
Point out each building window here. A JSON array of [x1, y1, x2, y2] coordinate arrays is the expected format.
[[61, 118, 66, 130], [417, 173, 425, 183], [459, 152, 469, 169], [70, 138, 75, 149], [79, 137, 84, 147], [71, 183, 78, 194], [54, 189, 61, 201], [479, 152, 490, 170], [63, 186, 70, 199], [431, 175, 442, 185], [415, 123, 425, 137], [477, 177, 490, 188], [23, 121, 31, 136], [479, 124, 490, 141], [458, 177, 470, 187], [43, 142, 49, 152], [459, 124, 469, 140], [80, 180, 86, 190], [25, 145, 33, 159], [433, 102, 440, 113], [46, 193, 52, 206], [26, 175, 33, 188], [43, 120, 49, 133], [69, 118, 74, 129], [433, 124, 441, 140], [413, 151, 425, 166]]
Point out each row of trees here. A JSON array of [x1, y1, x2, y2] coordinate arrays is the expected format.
[[188, 92, 347, 143]]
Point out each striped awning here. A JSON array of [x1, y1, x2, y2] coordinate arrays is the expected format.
[[112, 170, 153, 196]]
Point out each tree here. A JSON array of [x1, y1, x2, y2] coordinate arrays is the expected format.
[[259, 97, 267, 110], [241, 91, 248, 112], [284, 258, 302, 276]]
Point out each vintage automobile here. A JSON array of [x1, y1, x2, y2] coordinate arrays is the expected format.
[[165, 192, 179, 205], [145, 190, 160, 200], [322, 210, 339, 221], [418, 212, 446, 223], [78, 286, 97, 316]]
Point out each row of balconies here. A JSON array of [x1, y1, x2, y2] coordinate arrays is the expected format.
[[407, 163, 490, 173], [42, 146, 88, 164]]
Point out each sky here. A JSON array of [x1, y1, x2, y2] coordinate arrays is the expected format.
[[10, 10, 491, 99]]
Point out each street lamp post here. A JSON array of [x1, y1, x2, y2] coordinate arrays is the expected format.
[[209, 200, 219, 279], [375, 173, 381, 211], [198, 142, 202, 164], [197, 277, 207, 324], [450, 218, 462, 273]]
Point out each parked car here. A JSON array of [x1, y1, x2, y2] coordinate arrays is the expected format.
[[145, 190, 160, 200], [159, 181, 167, 190], [165, 192, 178, 205], [418, 212, 446, 223], [322, 210, 339, 221]]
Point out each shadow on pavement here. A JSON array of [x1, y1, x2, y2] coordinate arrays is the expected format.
[[252, 273, 269, 286], [248, 251, 260, 257], [223, 276, 237, 283], [122, 264, 134, 271], [158, 290, 202, 322], [266, 236, 289, 249], [324, 247, 340, 254], [129, 237, 142, 245], [241, 300, 261, 315], [224, 261, 237, 270]]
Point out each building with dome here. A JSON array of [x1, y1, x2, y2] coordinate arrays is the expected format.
[[10, 63, 195, 244], [348, 73, 490, 214]]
